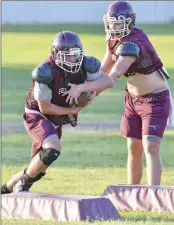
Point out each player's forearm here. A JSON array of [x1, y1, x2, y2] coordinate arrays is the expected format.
[[78, 74, 114, 93], [39, 103, 71, 115], [95, 74, 120, 95]]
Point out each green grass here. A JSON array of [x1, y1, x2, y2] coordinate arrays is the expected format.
[[2, 218, 174, 225], [2, 129, 174, 169], [2, 130, 174, 225], [2, 24, 174, 122]]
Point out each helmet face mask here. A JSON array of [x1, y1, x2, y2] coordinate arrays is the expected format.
[[104, 14, 132, 40], [51, 31, 84, 73], [54, 47, 83, 73]]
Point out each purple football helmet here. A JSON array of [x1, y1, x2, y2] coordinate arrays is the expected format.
[[51, 31, 83, 73], [103, 1, 136, 40]]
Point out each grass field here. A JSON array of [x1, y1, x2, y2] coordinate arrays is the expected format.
[[2, 130, 174, 225], [2, 23, 174, 225]]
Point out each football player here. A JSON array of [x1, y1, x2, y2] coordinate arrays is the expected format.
[[1, 31, 101, 194], [64, 1, 173, 185]]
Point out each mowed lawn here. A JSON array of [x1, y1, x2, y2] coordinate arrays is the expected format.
[[2, 24, 174, 225], [2, 129, 174, 225], [2, 23, 174, 122]]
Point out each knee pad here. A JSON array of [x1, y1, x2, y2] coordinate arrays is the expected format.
[[39, 148, 60, 166], [143, 135, 161, 144]]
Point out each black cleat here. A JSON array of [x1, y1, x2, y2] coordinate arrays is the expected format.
[[13, 172, 46, 193], [1, 183, 11, 194], [13, 180, 30, 193]]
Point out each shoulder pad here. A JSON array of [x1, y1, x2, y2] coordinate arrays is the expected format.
[[82, 56, 101, 73], [116, 42, 140, 59], [32, 63, 53, 85]]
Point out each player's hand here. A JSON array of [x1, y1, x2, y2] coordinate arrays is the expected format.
[[63, 83, 82, 105]]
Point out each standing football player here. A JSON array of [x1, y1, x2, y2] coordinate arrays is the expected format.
[[64, 1, 174, 185], [1, 31, 101, 194]]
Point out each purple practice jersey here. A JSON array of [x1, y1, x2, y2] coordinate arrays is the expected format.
[[108, 28, 163, 76], [25, 56, 87, 127]]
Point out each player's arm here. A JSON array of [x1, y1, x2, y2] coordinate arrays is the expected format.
[[64, 56, 112, 104], [100, 44, 115, 75], [32, 64, 82, 115], [82, 42, 140, 91], [38, 100, 80, 115], [109, 42, 139, 84], [74, 42, 140, 92], [86, 55, 136, 96], [95, 44, 115, 95], [64, 42, 140, 103]]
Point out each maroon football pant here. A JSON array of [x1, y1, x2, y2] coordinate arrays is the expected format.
[[23, 113, 62, 158], [120, 89, 170, 140]]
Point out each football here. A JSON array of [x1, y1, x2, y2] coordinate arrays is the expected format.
[[72, 92, 91, 107]]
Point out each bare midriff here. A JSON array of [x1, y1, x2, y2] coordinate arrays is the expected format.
[[126, 70, 168, 96]]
